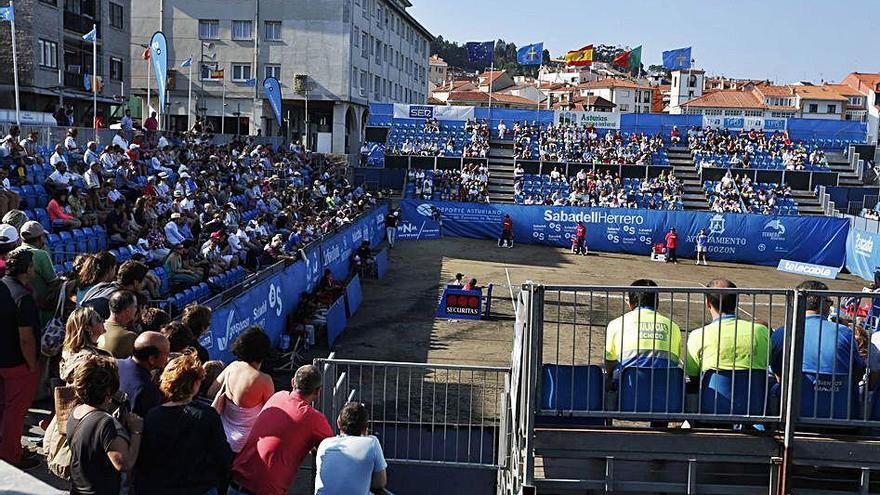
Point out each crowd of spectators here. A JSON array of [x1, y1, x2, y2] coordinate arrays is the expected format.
[[706, 173, 796, 215], [689, 126, 829, 170], [863, 209, 880, 221], [463, 119, 490, 158], [406, 163, 490, 203], [0, 125, 395, 494], [512, 121, 667, 165], [515, 167, 683, 209]]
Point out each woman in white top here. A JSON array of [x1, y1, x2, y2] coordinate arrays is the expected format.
[[207, 326, 274, 452]]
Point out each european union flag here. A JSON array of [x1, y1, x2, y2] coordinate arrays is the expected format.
[[517, 42, 544, 66], [466, 41, 494, 66], [662, 47, 692, 71]]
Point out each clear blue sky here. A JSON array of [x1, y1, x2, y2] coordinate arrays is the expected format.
[[408, 0, 877, 83]]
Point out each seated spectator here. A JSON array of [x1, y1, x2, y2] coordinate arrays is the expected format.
[[0, 168, 21, 217], [117, 332, 170, 417], [229, 365, 332, 495], [81, 259, 148, 320], [207, 326, 274, 453], [67, 354, 142, 495], [181, 304, 213, 363], [139, 307, 171, 333], [76, 252, 118, 304], [315, 402, 388, 495], [0, 223, 20, 277], [135, 352, 233, 495], [164, 241, 202, 289], [97, 290, 139, 359]]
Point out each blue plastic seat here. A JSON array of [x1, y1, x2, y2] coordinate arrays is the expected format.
[[619, 367, 685, 413], [93, 225, 108, 250], [58, 231, 75, 261], [800, 373, 855, 420], [540, 364, 604, 412], [700, 369, 769, 416], [82, 227, 96, 252], [72, 229, 87, 254]]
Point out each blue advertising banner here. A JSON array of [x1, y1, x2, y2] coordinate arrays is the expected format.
[[320, 204, 389, 280], [149, 32, 168, 112], [846, 227, 880, 282], [345, 274, 363, 318], [399, 200, 849, 267], [262, 77, 283, 127], [326, 297, 348, 348]]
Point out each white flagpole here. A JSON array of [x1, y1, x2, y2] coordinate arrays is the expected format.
[[488, 59, 493, 120], [146, 54, 151, 125], [221, 74, 226, 135], [187, 58, 193, 130], [92, 24, 97, 141], [9, 0, 20, 127]]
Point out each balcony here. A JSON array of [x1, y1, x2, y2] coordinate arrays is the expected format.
[[64, 71, 86, 90], [63, 11, 100, 39]]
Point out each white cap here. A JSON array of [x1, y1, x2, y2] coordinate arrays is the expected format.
[[0, 223, 19, 244]]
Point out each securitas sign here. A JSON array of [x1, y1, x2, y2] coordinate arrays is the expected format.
[[777, 259, 840, 280]]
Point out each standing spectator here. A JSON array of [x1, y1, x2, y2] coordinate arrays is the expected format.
[[384, 209, 399, 248], [695, 228, 709, 266], [497, 120, 507, 139], [685, 279, 771, 379], [207, 326, 274, 453], [144, 111, 159, 133], [181, 304, 213, 363], [135, 352, 233, 495], [498, 214, 513, 248], [315, 402, 388, 495], [121, 109, 134, 142], [67, 355, 143, 495], [117, 332, 171, 417], [0, 250, 40, 469], [574, 221, 587, 256], [97, 290, 139, 359], [664, 228, 679, 264], [14, 221, 58, 319], [229, 365, 333, 495]]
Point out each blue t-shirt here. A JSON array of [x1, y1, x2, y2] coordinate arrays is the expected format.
[[771, 314, 865, 376], [315, 435, 387, 495]]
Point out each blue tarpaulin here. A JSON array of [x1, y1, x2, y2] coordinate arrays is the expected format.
[[397, 200, 849, 268], [846, 227, 880, 282]]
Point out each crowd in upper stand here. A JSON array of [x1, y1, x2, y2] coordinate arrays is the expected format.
[[706, 172, 798, 215], [386, 118, 491, 158], [688, 126, 831, 171], [511, 121, 668, 165], [405, 162, 490, 203]]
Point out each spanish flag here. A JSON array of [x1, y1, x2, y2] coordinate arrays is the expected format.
[[565, 45, 593, 67]]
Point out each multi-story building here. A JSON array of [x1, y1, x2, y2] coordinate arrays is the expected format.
[[842, 72, 880, 143], [0, 0, 131, 126], [678, 83, 856, 121], [130, 0, 431, 154], [428, 54, 447, 88], [576, 78, 653, 114]]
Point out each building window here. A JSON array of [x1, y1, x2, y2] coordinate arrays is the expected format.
[[109, 57, 123, 81], [361, 32, 368, 58], [264, 65, 280, 81], [827, 104, 837, 114], [232, 20, 253, 41], [375, 39, 381, 64], [38, 39, 58, 68], [353, 27, 359, 47], [808, 103, 818, 113], [109, 2, 123, 29], [199, 20, 219, 40], [39, 0, 57, 5], [264, 21, 281, 41], [744, 110, 762, 117], [374, 75, 381, 99], [232, 63, 252, 81]]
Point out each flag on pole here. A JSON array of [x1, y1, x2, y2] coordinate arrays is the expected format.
[[516, 42, 544, 66], [82, 26, 97, 42], [180, 57, 192, 68], [142, 47, 151, 60], [244, 78, 256, 87], [263, 77, 283, 127], [564, 45, 593, 67], [662, 47, 692, 71], [0, 6, 13, 22], [612, 45, 642, 73], [149, 31, 168, 113], [465, 41, 494, 66]]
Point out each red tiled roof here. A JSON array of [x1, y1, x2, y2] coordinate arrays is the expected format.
[[844, 72, 880, 90], [682, 90, 764, 109], [821, 83, 862, 97], [792, 85, 847, 101], [446, 91, 536, 105], [480, 71, 506, 84], [753, 85, 792, 97], [577, 78, 644, 90]]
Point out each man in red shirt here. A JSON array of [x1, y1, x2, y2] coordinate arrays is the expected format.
[[574, 222, 587, 256], [229, 365, 332, 495], [498, 214, 513, 248], [664, 228, 679, 264]]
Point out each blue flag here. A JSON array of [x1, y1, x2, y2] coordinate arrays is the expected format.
[[662, 47, 692, 71], [82, 26, 97, 42], [517, 42, 544, 66], [244, 78, 256, 87], [180, 57, 192, 68], [0, 6, 14, 22], [263, 77, 283, 127], [83, 74, 91, 92], [149, 32, 168, 113], [466, 41, 494, 66]]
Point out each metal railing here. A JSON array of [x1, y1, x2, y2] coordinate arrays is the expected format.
[[315, 357, 510, 470]]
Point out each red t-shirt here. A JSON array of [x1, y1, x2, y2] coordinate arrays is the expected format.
[[144, 117, 159, 131], [665, 232, 678, 249], [231, 392, 333, 495], [47, 199, 73, 221], [575, 224, 586, 238], [502, 218, 512, 231]]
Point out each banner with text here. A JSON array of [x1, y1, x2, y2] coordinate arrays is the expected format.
[[321, 205, 388, 280], [555, 110, 621, 129], [399, 200, 849, 267], [845, 227, 880, 282], [393, 104, 475, 121], [702, 116, 787, 132]]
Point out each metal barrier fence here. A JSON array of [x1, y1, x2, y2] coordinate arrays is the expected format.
[[530, 285, 793, 424], [315, 358, 510, 469]]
